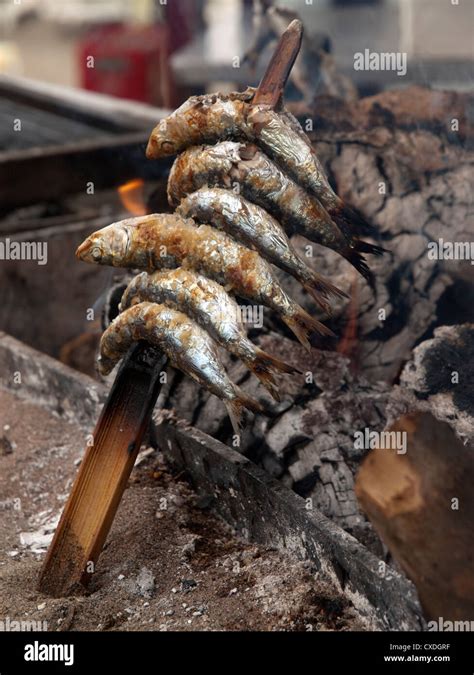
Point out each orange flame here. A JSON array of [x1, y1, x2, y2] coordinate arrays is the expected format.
[[118, 178, 147, 216], [337, 273, 359, 373]]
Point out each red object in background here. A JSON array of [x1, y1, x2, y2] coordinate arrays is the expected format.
[[79, 24, 176, 108], [166, 0, 204, 53]]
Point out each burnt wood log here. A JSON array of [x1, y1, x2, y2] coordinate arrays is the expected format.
[[163, 333, 390, 554], [280, 86, 473, 382], [397, 324, 474, 443], [355, 412, 474, 622]]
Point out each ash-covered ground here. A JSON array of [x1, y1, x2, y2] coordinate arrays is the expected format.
[[0, 389, 369, 632]]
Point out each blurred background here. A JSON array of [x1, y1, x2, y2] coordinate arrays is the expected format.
[[0, 0, 472, 374], [0, 0, 472, 106]]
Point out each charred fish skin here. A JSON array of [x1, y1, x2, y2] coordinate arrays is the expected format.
[[99, 301, 228, 393], [120, 269, 243, 334], [247, 105, 329, 196], [146, 89, 253, 160], [176, 187, 347, 311], [146, 89, 352, 219], [147, 89, 325, 194], [167, 142, 239, 207], [120, 269, 297, 399], [77, 214, 333, 349], [121, 269, 248, 351], [167, 142, 345, 250], [99, 301, 262, 433], [168, 142, 377, 284], [168, 143, 348, 254], [280, 109, 386, 240], [149, 89, 383, 247]]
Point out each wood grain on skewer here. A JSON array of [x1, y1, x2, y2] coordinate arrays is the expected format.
[[252, 19, 303, 108], [39, 19, 303, 596], [38, 345, 165, 596]]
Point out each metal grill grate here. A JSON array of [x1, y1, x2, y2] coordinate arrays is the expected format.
[[0, 98, 116, 152]]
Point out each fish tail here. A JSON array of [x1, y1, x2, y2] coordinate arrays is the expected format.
[[329, 202, 379, 238], [355, 240, 387, 256], [225, 390, 265, 434], [342, 248, 376, 289], [300, 270, 348, 313], [283, 307, 335, 351], [342, 239, 387, 289], [254, 347, 301, 376], [248, 347, 301, 400], [302, 284, 331, 315], [324, 197, 387, 255], [344, 205, 375, 236]]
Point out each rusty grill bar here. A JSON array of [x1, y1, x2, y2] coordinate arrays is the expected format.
[[0, 76, 171, 215]]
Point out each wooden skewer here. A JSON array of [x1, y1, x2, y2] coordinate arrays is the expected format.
[[38, 19, 303, 597], [38, 344, 166, 596], [252, 19, 303, 108]]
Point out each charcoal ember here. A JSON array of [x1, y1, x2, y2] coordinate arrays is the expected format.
[[162, 320, 391, 546], [313, 461, 359, 524], [273, 361, 389, 543], [397, 324, 474, 443], [255, 333, 357, 400], [237, 344, 391, 543], [265, 407, 313, 456], [292, 86, 474, 382], [194, 394, 235, 440], [166, 373, 206, 430]]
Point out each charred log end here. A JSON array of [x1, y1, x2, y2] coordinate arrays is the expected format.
[[355, 412, 474, 622]]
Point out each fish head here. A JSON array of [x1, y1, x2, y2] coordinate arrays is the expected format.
[[76, 223, 130, 266], [146, 96, 203, 159], [146, 118, 177, 158], [96, 353, 116, 376]]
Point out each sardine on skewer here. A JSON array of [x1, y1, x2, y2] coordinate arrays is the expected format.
[[176, 187, 347, 313], [146, 89, 253, 158], [146, 89, 383, 239], [167, 141, 378, 283], [246, 104, 380, 239], [76, 214, 334, 350], [99, 301, 263, 433], [120, 269, 299, 400]]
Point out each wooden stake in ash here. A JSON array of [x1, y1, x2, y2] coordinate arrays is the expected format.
[[38, 20, 304, 597], [38, 344, 165, 596]]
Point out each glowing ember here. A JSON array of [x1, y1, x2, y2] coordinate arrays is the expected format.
[[118, 178, 146, 215]]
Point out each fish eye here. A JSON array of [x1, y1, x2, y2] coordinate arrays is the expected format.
[[91, 246, 102, 260], [161, 141, 175, 153]]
